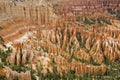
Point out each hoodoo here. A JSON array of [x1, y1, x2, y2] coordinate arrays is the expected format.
[[0, 0, 120, 80]]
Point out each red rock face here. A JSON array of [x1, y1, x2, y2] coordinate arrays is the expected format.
[[0, 0, 119, 79], [55, 0, 120, 15]]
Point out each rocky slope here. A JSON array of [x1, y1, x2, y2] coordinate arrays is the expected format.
[[0, 0, 120, 80]]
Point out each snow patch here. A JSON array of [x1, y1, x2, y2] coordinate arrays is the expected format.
[[6, 31, 35, 47]]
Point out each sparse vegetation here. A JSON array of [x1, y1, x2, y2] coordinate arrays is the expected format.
[[0, 26, 2, 30], [0, 0, 120, 80]]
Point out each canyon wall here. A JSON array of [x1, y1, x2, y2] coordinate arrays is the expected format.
[[55, 0, 120, 15], [0, 0, 57, 25], [0, 0, 119, 22]]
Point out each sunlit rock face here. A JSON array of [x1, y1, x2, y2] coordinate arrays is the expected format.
[[0, 0, 56, 24], [0, 0, 57, 42], [0, 0, 120, 80]]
